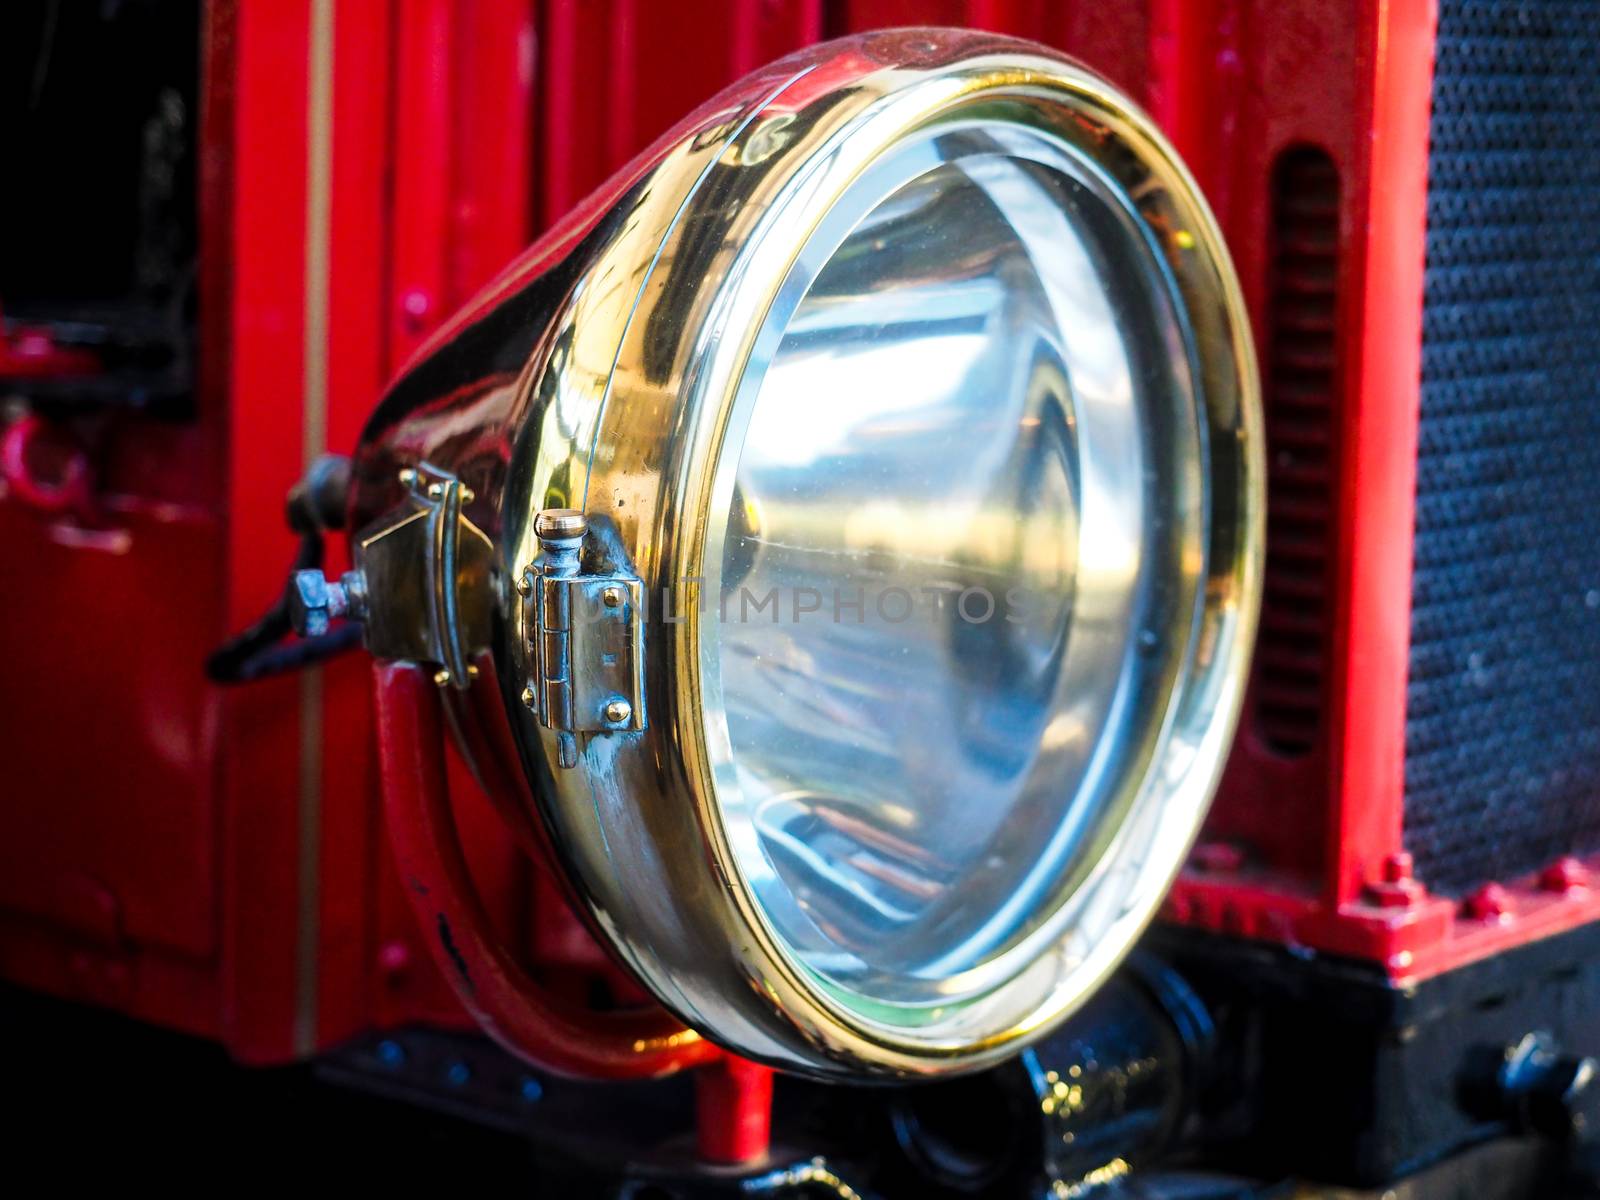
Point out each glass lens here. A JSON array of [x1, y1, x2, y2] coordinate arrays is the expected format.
[[711, 140, 1192, 1005]]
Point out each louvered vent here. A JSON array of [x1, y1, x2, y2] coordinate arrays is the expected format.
[[1254, 146, 1340, 757]]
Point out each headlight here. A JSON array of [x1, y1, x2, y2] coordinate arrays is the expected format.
[[349, 29, 1262, 1078]]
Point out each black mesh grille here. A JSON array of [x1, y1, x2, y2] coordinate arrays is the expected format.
[[1404, 0, 1600, 895]]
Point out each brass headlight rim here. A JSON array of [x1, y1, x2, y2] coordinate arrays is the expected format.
[[648, 57, 1262, 1066]]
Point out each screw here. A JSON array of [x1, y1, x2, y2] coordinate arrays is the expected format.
[[603, 697, 632, 724], [602, 585, 625, 609], [520, 685, 536, 708]]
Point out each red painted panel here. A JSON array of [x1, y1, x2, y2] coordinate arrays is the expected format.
[[536, 0, 823, 228], [838, 0, 1153, 106], [0, 508, 221, 960]]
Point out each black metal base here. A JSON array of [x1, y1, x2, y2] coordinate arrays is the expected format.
[[1148, 920, 1600, 1190], [6, 920, 1600, 1197]]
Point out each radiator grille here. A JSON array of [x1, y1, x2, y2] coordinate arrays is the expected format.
[[1256, 148, 1340, 757], [1404, 0, 1600, 895]]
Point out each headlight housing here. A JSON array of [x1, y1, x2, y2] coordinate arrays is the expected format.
[[351, 28, 1262, 1079]]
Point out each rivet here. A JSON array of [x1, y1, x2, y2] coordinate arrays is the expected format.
[[603, 697, 632, 724], [602, 585, 625, 609], [520, 685, 536, 707], [378, 940, 411, 977], [433, 668, 452, 687], [398, 466, 418, 488], [427, 482, 444, 500], [1465, 882, 1515, 922], [516, 574, 532, 597], [1541, 856, 1589, 893]]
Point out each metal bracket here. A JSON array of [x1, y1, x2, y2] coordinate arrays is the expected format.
[[348, 466, 495, 689], [520, 509, 646, 769]]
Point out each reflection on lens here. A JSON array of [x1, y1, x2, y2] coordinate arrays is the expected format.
[[709, 130, 1201, 1007]]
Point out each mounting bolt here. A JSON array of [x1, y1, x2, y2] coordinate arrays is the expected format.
[[1365, 852, 1429, 909], [1462, 1032, 1600, 1144], [1381, 852, 1416, 883], [288, 569, 365, 637], [603, 697, 632, 725]]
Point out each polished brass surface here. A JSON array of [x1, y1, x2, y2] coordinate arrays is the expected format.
[[351, 29, 1264, 1078]]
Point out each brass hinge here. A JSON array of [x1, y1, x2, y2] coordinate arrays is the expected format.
[[519, 509, 645, 769]]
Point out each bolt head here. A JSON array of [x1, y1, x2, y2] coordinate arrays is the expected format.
[[603, 697, 632, 724], [288, 570, 332, 637]]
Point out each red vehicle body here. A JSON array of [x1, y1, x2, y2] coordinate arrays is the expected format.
[[4, 1, 1599, 1193]]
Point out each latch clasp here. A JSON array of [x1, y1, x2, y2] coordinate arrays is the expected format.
[[520, 509, 646, 769]]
